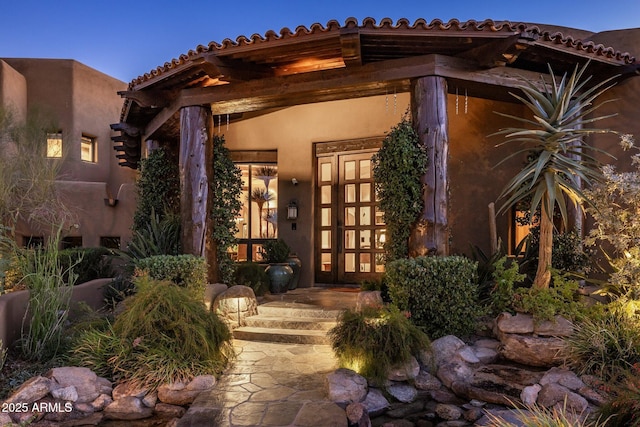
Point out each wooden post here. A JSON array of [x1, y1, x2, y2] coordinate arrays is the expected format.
[[488, 202, 498, 255], [179, 106, 218, 282], [409, 76, 449, 256]]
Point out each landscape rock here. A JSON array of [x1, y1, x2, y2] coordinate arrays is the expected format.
[[111, 382, 149, 400], [155, 402, 187, 417], [346, 402, 371, 427], [0, 413, 12, 425], [496, 312, 535, 334], [456, 346, 480, 364], [46, 367, 103, 404], [388, 356, 420, 381], [540, 367, 585, 391], [186, 375, 216, 391], [521, 384, 542, 406], [429, 335, 466, 369], [498, 333, 565, 367], [386, 383, 418, 403], [533, 316, 574, 337], [325, 368, 368, 404], [414, 371, 442, 391], [537, 383, 588, 413], [203, 283, 228, 311], [142, 391, 158, 407], [436, 362, 474, 389], [4, 376, 51, 404], [435, 404, 462, 420], [578, 386, 607, 406], [464, 407, 484, 422], [362, 388, 390, 417], [90, 394, 113, 411], [381, 419, 415, 427], [51, 385, 79, 402], [356, 290, 383, 312], [157, 382, 202, 406], [387, 401, 424, 418], [103, 396, 153, 420], [213, 285, 258, 327]]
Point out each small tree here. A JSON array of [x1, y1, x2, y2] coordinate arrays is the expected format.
[[494, 62, 623, 289], [372, 116, 428, 261]]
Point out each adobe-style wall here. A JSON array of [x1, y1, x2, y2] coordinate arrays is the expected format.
[[0, 60, 27, 122]]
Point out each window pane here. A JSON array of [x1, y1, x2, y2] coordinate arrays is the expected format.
[[375, 207, 385, 225], [375, 229, 386, 249], [360, 160, 371, 179], [250, 165, 277, 239], [359, 253, 371, 272], [321, 208, 331, 226], [46, 133, 62, 158], [345, 230, 356, 249], [81, 135, 96, 162], [375, 253, 385, 272], [321, 185, 331, 204], [345, 207, 356, 226], [360, 230, 371, 249], [321, 253, 331, 272], [321, 163, 332, 182], [345, 253, 356, 272], [345, 161, 356, 180], [360, 183, 371, 202], [345, 184, 356, 203], [360, 206, 371, 225], [321, 230, 331, 249]]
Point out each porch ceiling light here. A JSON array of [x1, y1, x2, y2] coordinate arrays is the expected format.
[[287, 201, 298, 220]]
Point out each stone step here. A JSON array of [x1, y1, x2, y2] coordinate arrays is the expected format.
[[233, 326, 332, 344], [244, 315, 337, 331], [257, 303, 343, 320]]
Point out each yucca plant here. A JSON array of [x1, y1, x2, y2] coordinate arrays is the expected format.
[[494, 61, 622, 289]]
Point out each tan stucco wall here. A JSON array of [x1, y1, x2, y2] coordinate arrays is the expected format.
[[0, 60, 27, 122], [223, 93, 523, 284], [1, 58, 136, 249]]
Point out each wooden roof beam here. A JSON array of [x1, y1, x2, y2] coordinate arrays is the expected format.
[[198, 53, 276, 82], [117, 89, 175, 109], [456, 34, 531, 67], [340, 27, 362, 67]]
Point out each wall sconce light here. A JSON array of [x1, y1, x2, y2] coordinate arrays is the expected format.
[[287, 201, 298, 220]]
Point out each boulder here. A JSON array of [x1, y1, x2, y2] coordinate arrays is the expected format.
[[155, 402, 187, 417], [186, 375, 216, 391], [436, 362, 474, 389], [346, 402, 371, 427], [5, 376, 51, 404], [46, 367, 105, 404], [51, 385, 79, 402], [521, 384, 542, 406], [355, 291, 383, 312], [496, 313, 535, 334], [428, 335, 466, 369], [533, 316, 574, 337], [540, 367, 585, 391], [386, 383, 417, 403], [325, 368, 368, 405], [499, 334, 565, 367], [90, 394, 113, 411], [157, 382, 201, 406], [362, 388, 390, 417], [537, 383, 588, 413], [203, 283, 228, 311], [212, 285, 258, 327], [103, 396, 153, 420], [435, 403, 462, 420], [414, 371, 442, 391], [388, 356, 420, 382], [112, 382, 149, 401], [472, 347, 499, 364]]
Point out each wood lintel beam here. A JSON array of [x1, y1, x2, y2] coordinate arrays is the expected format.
[[118, 90, 175, 109], [456, 35, 527, 67], [200, 53, 275, 82]]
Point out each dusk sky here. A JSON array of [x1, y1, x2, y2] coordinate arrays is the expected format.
[[2, 0, 638, 83]]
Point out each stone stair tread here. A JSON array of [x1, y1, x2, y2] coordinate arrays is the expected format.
[[257, 303, 342, 319], [233, 326, 331, 344], [244, 315, 337, 330]]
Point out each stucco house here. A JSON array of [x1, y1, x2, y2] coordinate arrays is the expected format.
[[0, 58, 136, 249], [112, 18, 640, 286]]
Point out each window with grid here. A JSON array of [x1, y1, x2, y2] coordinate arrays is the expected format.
[[81, 135, 96, 162]]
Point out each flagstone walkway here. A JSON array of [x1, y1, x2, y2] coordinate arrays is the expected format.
[[178, 288, 358, 427]]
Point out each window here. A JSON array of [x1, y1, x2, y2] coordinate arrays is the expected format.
[[511, 208, 533, 255], [231, 164, 278, 262], [100, 236, 121, 249], [81, 135, 96, 162], [23, 236, 44, 248], [61, 236, 83, 249], [46, 132, 63, 158]]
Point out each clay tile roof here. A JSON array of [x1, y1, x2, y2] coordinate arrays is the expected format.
[[126, 17, 636, 90]]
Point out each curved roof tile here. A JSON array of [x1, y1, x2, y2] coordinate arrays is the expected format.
[[128, 17, 636, 87]]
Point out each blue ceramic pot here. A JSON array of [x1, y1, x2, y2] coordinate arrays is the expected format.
[[266, 263, 293, 294], [286, 254, 302, 290]]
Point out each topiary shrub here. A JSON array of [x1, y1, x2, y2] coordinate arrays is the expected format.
[[70, 276, 233, 388], [134, 254, 207, 294], [328, 306, 429, 384], [234, 262, 269, 296], [386, 256, 481, 339]]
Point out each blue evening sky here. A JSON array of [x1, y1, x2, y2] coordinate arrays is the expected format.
[[1, 0, 638, 83]]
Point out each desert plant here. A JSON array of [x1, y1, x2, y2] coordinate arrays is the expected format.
[[372, 115, 428, 261], [210, 135, 242, 284], [564, 310, 640, 381], [71, 276, 233, 388], [134, 254, 207, 294], [260, 239, 291, 264], [102, 275, 135, 310], [123, 209, 181, 266], [17, 231, 80, 361], [59, 247, 114, 284], [494, 62, 623, 289], [329, 306, 430, 384], [485, 400, 607, 426], [234, 262, 269, 296], [386, 256, 482, 339]]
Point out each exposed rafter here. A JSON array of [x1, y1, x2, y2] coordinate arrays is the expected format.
[[340, 27, 362, 67]]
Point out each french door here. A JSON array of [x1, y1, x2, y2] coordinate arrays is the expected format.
[[315, 147, 386, 284]]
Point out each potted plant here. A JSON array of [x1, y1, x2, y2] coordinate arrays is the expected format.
[[261, 239, 293, 294]]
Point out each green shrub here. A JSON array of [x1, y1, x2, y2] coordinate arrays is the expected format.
[[329, 306, 429, 384], [386, 256, 481, 339], [260, 239, 290, 263], [134, 254, 207, 294], [234, 262, 269, 296], [489, 256, 526, 315], [103, 276, 135, 310], [59, 247, 114, 284], [70, 276, 233, 388], [564, 310, 640, 381], [512, 271, 586, 323], [125, 210, 181, 263], [598, 365, 640, 427]]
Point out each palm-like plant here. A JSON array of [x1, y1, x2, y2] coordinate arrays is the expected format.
[[495, 62, 620, 289]]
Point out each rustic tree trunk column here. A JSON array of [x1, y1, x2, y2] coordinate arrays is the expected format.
[[410, 76, 449, 256], [179, 106, 218, 282]]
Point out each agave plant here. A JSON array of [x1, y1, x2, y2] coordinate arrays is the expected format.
[[494, 61, 621, 289]]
